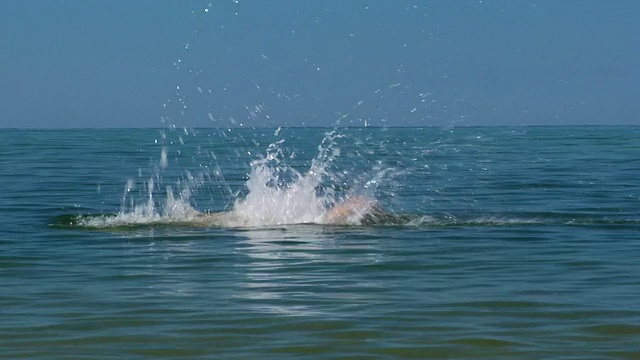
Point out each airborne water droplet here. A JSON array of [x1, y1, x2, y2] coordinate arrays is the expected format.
[[160, 147, 168, 169]]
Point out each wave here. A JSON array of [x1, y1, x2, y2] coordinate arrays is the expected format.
[[50, 210, 640, 230]]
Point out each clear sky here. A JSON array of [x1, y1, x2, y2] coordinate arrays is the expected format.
[[1, 0, 638, 128]]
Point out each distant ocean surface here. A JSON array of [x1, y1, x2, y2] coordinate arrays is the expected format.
[[1, 126, 639, 359]]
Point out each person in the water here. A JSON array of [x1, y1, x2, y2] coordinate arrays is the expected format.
[[194, 195, 387, 226], [68, 195, 402, 228], [323, 196, 383, 224], [324, 196, 411, 225]]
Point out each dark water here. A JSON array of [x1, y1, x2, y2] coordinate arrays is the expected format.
[[2, 126, 640, 359]]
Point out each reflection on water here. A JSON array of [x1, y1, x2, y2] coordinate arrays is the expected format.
[[235, 225, 385, 316]]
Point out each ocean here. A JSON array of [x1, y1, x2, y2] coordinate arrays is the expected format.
[[1, 126, 639, 358]]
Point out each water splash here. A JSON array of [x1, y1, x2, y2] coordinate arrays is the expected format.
[[79, 130, 386, 228], [230, 131, 347, 226], [82, 181, 202, 228]]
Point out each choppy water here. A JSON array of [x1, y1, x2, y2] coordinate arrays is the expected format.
[[2, 126, 640, 359]]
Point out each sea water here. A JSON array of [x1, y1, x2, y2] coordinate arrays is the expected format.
[[1, 126, 640, 358]]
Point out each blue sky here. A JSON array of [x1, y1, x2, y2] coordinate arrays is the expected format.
[[1, 0, 638, 128]]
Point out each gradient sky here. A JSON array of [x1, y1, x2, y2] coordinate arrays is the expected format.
[[1, 0, 638, 128]]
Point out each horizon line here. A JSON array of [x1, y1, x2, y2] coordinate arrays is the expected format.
[[1, 124, 638, 131]]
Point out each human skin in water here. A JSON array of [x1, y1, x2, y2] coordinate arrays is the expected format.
[[323, 196, 380, 224]]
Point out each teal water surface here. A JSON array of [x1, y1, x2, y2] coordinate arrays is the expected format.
[[1, 126, 640, 359]]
